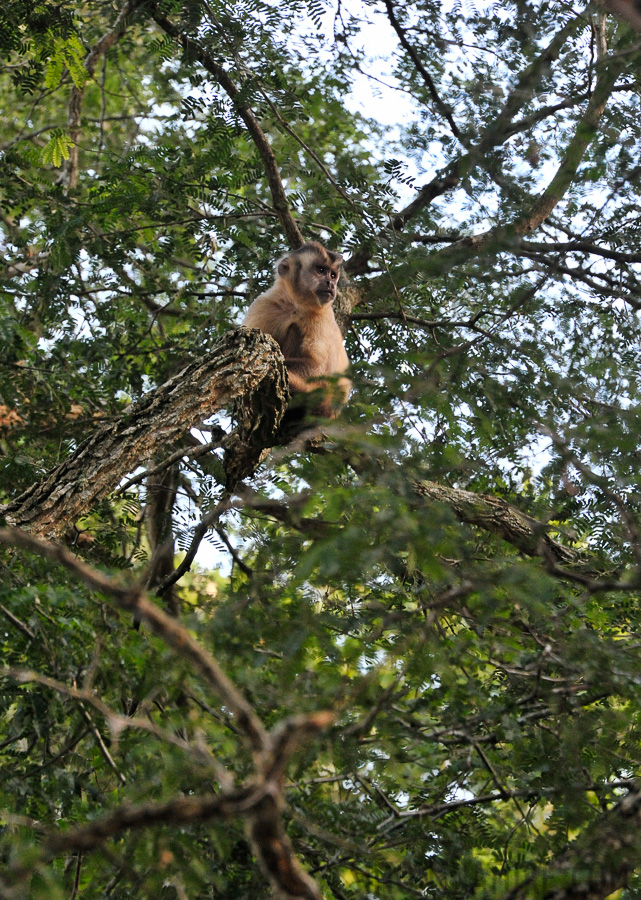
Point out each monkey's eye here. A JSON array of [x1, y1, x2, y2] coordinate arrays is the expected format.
[[330, 271, 337, 279], [316, 265, 327, 274]]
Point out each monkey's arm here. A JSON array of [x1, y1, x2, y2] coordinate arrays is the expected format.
[[280, 323, 315, 383], [282, 323, 350, 418], [243, 293, 291, 344]]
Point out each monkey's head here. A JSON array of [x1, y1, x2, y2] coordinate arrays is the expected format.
[[277, 242, 343, 308]]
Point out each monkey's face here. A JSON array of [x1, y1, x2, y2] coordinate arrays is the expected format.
[[277, 244, 343, 308], [300, 254, 341, 306]]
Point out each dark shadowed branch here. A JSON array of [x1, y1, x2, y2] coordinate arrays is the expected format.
[[0, 527, 332, 900]]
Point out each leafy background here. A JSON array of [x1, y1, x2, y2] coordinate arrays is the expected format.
[[2, 1, 641, 898]]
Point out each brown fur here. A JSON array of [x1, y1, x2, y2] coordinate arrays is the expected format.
[[242, 243, 350, 419]]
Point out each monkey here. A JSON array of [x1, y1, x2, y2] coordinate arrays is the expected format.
[[242, 242, 350, 427]]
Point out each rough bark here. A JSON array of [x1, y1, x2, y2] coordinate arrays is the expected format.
[[1, 329, 288, 539], [413, 479, 580, 565], [0, 328, 592, 579]]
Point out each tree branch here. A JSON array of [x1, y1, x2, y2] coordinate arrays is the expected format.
[[1, 329, 288, 539], [346, 14, 584, 276], [520, 237, 641, 264], [345, 16, 584, 275], [63, 0, 143, 189], [0, 527, 269, 753], [144, 1, 304, 249], [412, 479, 581, 566], [0, 529, 332, 900], [383, 0, 462, 142], [394, 50, 625, 280], [1, 665, 222, 766]]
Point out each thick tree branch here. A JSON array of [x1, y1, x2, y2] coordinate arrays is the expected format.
[[6, 783, 324, 900], [412, 479, 580, 565], [346, 15, 583, 276], [0, 329, 287, 539], [144, 1, 304, 249]]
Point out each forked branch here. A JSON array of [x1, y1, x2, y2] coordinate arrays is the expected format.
[[0, 527, 330, 900]]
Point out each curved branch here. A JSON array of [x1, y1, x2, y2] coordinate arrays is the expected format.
[[0, 526, 269, 753], [0, 528, 331, 900], [144, 1, 304, 249], [393, 50, 625, 280], [520, 238, 641, 264], [383, 0, 462, 142], [413, 479, 581, 566]]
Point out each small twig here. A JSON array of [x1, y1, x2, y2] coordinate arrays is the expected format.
[[383, 0, 462, 143], [156, 496, 232, 595], [1, 665, 224, 771], [0, 603, 35, 640], [214, 524, 253, 576], [115, 436, 224, 496], [77, 703, 126, 785]]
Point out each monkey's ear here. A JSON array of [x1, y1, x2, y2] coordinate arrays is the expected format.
[[277, 255, 291, 278]]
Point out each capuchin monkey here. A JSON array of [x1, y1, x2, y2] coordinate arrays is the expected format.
[[243, 242, 350, 428]]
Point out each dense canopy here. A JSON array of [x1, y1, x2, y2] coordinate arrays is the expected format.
[[3, 1, 641, 898]]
